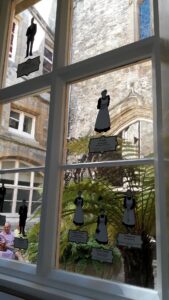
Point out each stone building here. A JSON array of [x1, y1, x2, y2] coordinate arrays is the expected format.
[[0, 0, 56, 222], [68, 0, 154, 163], [0, 0, 153, 221]]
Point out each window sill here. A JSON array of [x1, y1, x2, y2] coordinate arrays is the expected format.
[[0, 261, 160, 300]]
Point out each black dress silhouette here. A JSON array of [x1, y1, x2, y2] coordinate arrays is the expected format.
[[25, 17, 37, 57], [19, 200, 28, 236], [94, 90, 111, 133], [95, 211, 108, 244], [73, 192, 84, 226], [122, 191, 136, 228], [0, 183, 6, 212]]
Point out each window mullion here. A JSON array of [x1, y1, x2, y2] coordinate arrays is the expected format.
[[57, 37, 155, 83], [36, 0, 71, 275], [0, 0, 13, 87], [152, 1, 169, 299]]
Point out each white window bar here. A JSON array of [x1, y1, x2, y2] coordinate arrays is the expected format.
[[0, 0, 166, 300]]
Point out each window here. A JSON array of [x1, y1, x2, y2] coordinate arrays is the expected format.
[[139, 0, 152, 39], [43, 45, 53, 74], [0, 0, 168, 300], [9, 110, 35, 138], [0, 160, 44, 215], [9, 20, 18, 60]]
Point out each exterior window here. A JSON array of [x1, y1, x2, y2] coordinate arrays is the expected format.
[[9, 110, 35, 138], [9, 20, 18, 60], [43, 46, 53, 74], [0, 160, 43, 215], [9, 111, 19, 129], [139, 0, 151, 39]]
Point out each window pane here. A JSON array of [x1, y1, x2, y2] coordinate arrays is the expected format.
[[70, 0, 154, 64], [1, 176, 14, 185], [31, 189, 42, 214], [66, 61, 153, 164], [23, 116, 32, 134], [18, 172, 31, 186], [59, 164, 156, 289], [3, 200, 12, 213], [0, 91, 50, 166], [3, 188, 13, 213], [1, 161, 15, 169], [34, 172, 44, 187], [5, 0, 57, 87], [9, 111, 20, 129], [44, 47, 53, 61], [16, 189, 30, 212], [139, 0, 152, 39]]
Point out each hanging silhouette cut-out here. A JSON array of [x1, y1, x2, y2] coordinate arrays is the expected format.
[[94, 89, 111, 133], [25, 17, 37, 58], [0, 182, 6, 212], [122, 190, 136, 228], [73, 191, 84, 226], [19, 199, 28, 236], [95, 209, 108, 244]]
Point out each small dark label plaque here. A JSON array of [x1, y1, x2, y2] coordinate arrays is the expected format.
[[117, 233, 142, 249], [17, 56, 40, 77], [91, 248, 113, 263], [14, 237, 28, 250], [68, 230, 88, 244], [89, 136, 118, 153]]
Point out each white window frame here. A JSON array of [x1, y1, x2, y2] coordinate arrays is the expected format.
[[0, 159, 43, 216], [9, 109, 36, 138], [0, 0, 168, 300]]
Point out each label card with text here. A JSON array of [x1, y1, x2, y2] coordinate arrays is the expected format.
[[14, 237, 28, 250], [17, 56, 40, 77], [68, 230, 88, 244], [89, 136, 118, 153], [91, 248, 113, 263], [117, 233, 142, 249]]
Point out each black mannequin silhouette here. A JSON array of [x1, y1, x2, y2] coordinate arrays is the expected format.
[[25, 17, 37, 58]]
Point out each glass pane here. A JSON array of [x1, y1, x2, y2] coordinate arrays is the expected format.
[[59, 164, 156, 289], [0, 163, 15, 184], [34, 172, 44, 187], [3, 188, 13, 213], [0, 91, 50, 166], [5, 0, 57, 87], [23, 116, 32, 134], [1, 161, 15, 169], [31, 189, 42, 214], [70, 0, 154, 64], [16, 189, 30, 213], [3, 201, 12, 213], [66, 61, 153, 164], [19, 162, 29, 168], [9, 111, 20, 129], [18, 172, 31, 186]]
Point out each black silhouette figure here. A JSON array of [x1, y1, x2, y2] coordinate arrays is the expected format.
[[0, 182, 6, 213], [94, 89, 111, 133], [25, 17, 37, 58], [122, 190, 136, 228], [95, 209, 108, 244], [73, 191, 84, 226], [19, 200, 28, 236]]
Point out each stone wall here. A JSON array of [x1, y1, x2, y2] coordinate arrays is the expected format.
[[71, 0, 134, 63], [0, 95, 49, 165], [69, 0, 153, 158]]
